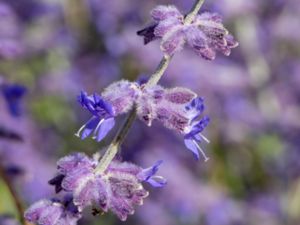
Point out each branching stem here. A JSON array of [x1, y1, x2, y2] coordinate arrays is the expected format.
[[95, 0, 205, 174]]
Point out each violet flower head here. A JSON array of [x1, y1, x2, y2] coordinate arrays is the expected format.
[[137, 5, 238, 59], [1, 83, 27, 117], [48, 153, 166, 221], [136, 85, 210, 160], [183, 97, 210, 161], [76, 80, 139, 141], [24, 195, 81, 225], [137, 160, 166, 187], [76, 91, 115, 141]]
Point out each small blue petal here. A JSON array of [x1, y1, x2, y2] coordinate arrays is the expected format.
[[81, 117, 100, 139], [78, 91, 114, 118], [138, 160, 164, 182], [184, 138, 200, 160], [147, 176, 167, 188], [186, 97, 204, 111], [96, 118, 115, 142], [188, 116, 210, 137]]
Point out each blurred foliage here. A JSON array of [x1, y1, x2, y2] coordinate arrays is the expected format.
[[30, 95, 74, 131], [0, 180, 17, 217]]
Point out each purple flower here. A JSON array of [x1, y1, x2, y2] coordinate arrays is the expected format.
[[76, 80, 138, 141], [137, 160, 166, 187], [137, 5, 238, 59], [1, 83, 27, 117], [76, 91, 115, 141], [183, 97, 210, 161], [24, 195, 81, 225], [48, 153, 166, 221], [136, 86, 210, 160], [0, 39, 23, 59]]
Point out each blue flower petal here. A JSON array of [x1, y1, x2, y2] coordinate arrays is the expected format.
[[147, 176, 167, 188], [137, 160, 164, 185], [188, 116, 210, 137], [96, 118, 115, 142], [81, 117, 100, 139], [184, 138, 200, 160], [78, 91, 114, 118]]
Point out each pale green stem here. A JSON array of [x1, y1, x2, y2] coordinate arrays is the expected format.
[[95, 0, 206, 174], [184, 0, 205, 24]]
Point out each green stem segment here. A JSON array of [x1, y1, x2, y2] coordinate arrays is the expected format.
[[184, 0, 205, 25], [95, 0, 205, 174]]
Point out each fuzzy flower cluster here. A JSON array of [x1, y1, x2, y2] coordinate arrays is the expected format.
[[137, 5, 238, 59], [25, 153, 166, 223], [76, 80, 138, 142], [24, 195, 81, 225], [77, 80, 210, 160]]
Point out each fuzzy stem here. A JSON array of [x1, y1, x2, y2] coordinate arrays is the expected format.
[[0, 164, 30, 225], [95, 0, 205, 174], [147, 55, 171, 87], [184, 0, 205, 24]]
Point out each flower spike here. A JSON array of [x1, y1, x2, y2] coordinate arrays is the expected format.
[[138, 5, 238, 59]]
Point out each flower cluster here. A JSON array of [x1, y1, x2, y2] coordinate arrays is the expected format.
[[25, 153, 166, 223], [137, 86, 210, 160], [24, 195, 81, 225], [137, 5, 238, 59], [76, 80, 138, 141], [77, 80, 210, 160], [23, 1, 239, 224]]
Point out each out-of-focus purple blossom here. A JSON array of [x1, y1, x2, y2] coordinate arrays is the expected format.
[[136, 85, 210, 160], [0, 39, 23, 59], [76, 80, 138, 141], [1, 83, 27, 117], [0, 2, 24, 59], [205, 199, 243, 225], [137, 5, 238, 59], [24, 195, 81, 225], [3, 0, 54, 21], [48, 153, 165, 221], [0, 215, 20, 225]]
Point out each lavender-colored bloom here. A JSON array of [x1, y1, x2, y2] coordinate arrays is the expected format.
[[0, 215, 20, 225], [0, 2, 24, 59], [137, 160, 166, 187], [101, 80, 139, 115], [137, 5, 238, 59], [0, 39, 23, 59], [1, 83, 27, 117], [76, 91, 115, 141], [183, 97, 210, 161], [136, 85, 210, 160], [48, 153, 166, 221], [24, 195, 81, 225], [76, 80, 138, 141]]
